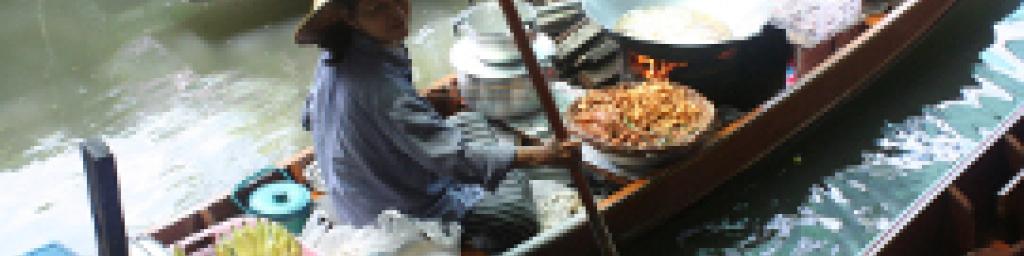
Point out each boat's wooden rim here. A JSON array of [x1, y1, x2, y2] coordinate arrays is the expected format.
[[504, 0, 959, 254], [143, 147, 315, 252], [144, 0, 957, 254]]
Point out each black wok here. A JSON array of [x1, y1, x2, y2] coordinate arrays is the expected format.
[[581, 0, 772, 61]]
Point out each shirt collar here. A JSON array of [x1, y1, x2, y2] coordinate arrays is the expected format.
[[348, 30, 411, 68]]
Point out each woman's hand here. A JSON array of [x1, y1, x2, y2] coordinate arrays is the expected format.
[[512, 141, 581, 168], [420, 74, 463, 117]]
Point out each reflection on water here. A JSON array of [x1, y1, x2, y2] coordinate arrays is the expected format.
[[0, 0, 467, 254], [624, 0, 1024, 255]]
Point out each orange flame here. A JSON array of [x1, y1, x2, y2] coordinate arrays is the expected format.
[[631, 53, 686, 81]]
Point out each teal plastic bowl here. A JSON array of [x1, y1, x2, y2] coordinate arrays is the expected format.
[[231, 168, 312, 234]]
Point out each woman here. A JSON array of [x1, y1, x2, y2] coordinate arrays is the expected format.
[[294, 0, 571, 252]]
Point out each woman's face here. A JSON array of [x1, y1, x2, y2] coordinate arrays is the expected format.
[[348, 0, 410, 45]]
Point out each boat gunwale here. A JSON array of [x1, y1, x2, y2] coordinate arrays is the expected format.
[[142, 0, 958, 253], [504, 0, 961, 254], [143, 147, 315, 252]]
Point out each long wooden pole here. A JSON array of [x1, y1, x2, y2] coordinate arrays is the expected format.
[[495, 1, 619, 255], [81, 138, 129, 256]]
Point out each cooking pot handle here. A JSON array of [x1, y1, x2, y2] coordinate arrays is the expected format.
[[230, 167, 294, 215]]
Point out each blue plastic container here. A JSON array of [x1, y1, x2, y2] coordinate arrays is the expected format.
[[23, 242, 77, 256], [232, 168, 312, 234]]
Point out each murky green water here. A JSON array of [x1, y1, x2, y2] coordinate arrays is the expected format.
[[0, 0, 467, 254]]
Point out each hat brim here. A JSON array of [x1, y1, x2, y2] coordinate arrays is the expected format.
[[295, 1, 345, 45]]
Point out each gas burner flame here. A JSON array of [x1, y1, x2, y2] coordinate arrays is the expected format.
[[632, 53, 686, 81]]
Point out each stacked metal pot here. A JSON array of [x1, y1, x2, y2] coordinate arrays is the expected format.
[[449, 0, 557, 122]]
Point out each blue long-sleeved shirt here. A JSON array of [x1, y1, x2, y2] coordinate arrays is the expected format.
[[305, 31, 516, 226]]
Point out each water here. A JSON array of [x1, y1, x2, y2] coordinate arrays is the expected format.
[[0, 0, 468, 254]]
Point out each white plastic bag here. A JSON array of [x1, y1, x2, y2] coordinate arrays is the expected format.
[[770, 0, 863, 48], [300, 209, 461, 256]]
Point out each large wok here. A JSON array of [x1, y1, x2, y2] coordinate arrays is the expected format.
[[581, 0, 772, 60], [582, 0, 788, 110]]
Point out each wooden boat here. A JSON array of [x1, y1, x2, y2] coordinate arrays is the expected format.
[[144, 147, 317, 253], [507, 0, 959, 254], [135, 0, 961, 255]]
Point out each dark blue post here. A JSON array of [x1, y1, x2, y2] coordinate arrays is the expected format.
[[80, 138, 129, 256]]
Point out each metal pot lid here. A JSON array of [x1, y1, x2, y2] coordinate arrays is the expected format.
[[450, 33, 556, 79], [450, 0, 551, 71], [456, 0, 537, 38], [582, 0, 771, 46]]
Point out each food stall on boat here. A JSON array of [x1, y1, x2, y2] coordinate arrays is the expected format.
[[622, 1, 1024, 254], [81, 0, 1024, 255]]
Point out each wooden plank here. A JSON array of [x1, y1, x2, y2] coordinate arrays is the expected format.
[[947, 186, 977, 253], [597, 179, 647, 209], [1002, 134, 1024, 172], [150, 196, 236, 246], [509, 0, 959, 254], [880, 186, 976, 256], [795, 25, 866, 78], [625, 0, 958, 245], [81, 139, 130, 256], [148, 149, 313, 247], [878, 191, 950, 256], [795, 39, 834, 77], [969, 240, 1023, 256], [713, 106, 762, 139], [581, 162, 632, 185], [276, 146, 316, 187], [997, 168, 1024, 242], [833, 25, 867, 51], [883, 117, 1024, 254], [871, 84, 1024, 253], [497, 0, 619, 254], [1012, 240, 1024, 255]]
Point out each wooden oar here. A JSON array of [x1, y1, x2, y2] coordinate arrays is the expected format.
[[495, 1, 619, 255]]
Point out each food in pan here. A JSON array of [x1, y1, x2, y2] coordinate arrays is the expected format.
[[569, 82, 714, 149], [614, 7, 732, 45]]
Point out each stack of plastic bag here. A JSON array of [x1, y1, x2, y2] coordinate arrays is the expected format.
[[299, 210, 461, 256], [529, 180, 584, 231], [769, 0, 863, 48]]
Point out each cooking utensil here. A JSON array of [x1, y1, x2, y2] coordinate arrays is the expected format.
[[450, 0, 559, 122], [449, 33, 556, 121], [582, 0, 771, 61], [230, 168, 312, 234], [567, 81, 716, 175]]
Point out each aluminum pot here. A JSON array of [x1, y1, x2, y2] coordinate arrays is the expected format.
[[450, 1, 557, 121], [456, 70, 546, 121]]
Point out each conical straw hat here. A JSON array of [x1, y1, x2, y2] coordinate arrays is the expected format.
[[294, 0, 349, 44]]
